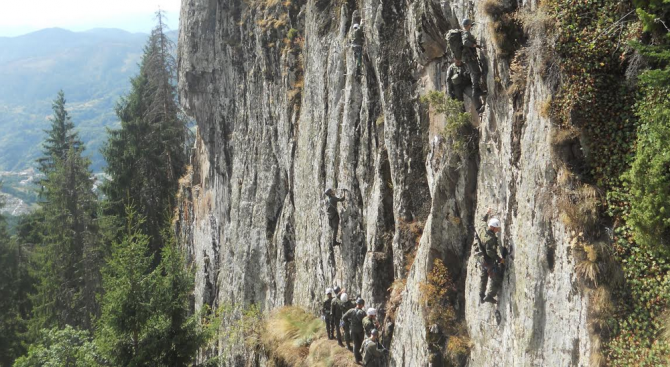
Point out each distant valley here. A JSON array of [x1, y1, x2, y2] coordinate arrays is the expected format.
[[0, 27, 178, 215]]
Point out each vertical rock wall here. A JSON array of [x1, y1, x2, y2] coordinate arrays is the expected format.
[[176, 0, 591, 365]]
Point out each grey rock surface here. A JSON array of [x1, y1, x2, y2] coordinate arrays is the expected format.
[[175, 0, 591, 365]]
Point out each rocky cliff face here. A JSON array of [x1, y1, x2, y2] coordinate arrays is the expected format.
[[176, 0, 591, 365]]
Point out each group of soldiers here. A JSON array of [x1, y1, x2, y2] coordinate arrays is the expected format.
[[322, 287, 388, 366]]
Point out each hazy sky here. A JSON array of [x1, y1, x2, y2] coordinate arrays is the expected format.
[[0, 0, 181, 37]]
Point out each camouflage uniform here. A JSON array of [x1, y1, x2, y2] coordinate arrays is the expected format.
[[334, 299, 355, 347], [362, 338, 386, 367], [461, 30, 485, 96], [343, 307, 367, 362], [352, 25, 364, 70], [326, 192, 345, 246], [446, 62, 483, 112], [322, 296, 334, 339], [477, 216, 504, 301], [362, 316, 378, 337]]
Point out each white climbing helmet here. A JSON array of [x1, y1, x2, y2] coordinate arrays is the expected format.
[[488, 218, 501, 228], [326, 288, 333, 295], [341, 293, 349, 302], [367, 307, 377, 316]]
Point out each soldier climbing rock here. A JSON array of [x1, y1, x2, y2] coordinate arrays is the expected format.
[[333, 292, 355, 349], [475, 208, 505, 304], [446, 59, 483, 113], [362, 308, 380, 337], [351, 22, 364, 72], [323, 288, 335, 339], [362, 329, 388, 367], [325, 188, 346, 247], [342, 298, 367, 363], [460, 19, 487, 99]]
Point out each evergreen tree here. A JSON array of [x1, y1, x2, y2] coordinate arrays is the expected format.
[[0, 187, 27, 365], [96, 208, 206, 366], [13, 326, 100, 367], [36, 90, 82, 182], [102, 11, 188, 254], [30, 92, 101, 335]]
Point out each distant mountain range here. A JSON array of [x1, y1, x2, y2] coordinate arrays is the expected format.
[[0, 27, 178, 173]]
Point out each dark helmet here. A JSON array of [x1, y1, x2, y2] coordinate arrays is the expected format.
[[356, 298, 365, 305], [462, 18, 474, 27], [370, 329, 379, 336], [334, 286, 341, 294]]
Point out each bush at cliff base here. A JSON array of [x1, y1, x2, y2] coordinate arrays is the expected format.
[[262, 306, 325, 366]]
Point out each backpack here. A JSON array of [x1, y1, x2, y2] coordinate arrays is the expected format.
[[446, 29, 463, 61], [361, 338, 375, 361]]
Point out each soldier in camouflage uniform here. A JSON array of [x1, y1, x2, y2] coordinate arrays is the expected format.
[[446, 59, 483, 113], [322, 288, 334, 339], [461, 19, 486, 98], [332, 291, 354, 347], [477, 208, 504, 304], [325, 188, 346, 247], [362, 308, 380, 337], [325, 188, 346, 246], [362, 329, 388, 367], [342, 298, 367, 363]]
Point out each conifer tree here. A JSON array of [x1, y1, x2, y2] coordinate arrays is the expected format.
[[36, 90, 81, 182], [30, 92, 101, 335], [96, 208, 206, 366], [0, 188, 27, 364], [103, 11, 188, 254]]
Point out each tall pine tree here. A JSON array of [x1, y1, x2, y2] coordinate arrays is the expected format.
[[103, 11, 188, 254], [96, 207, 206, 366], [36, 90, 81, 185], [30, 92, 101, 335]]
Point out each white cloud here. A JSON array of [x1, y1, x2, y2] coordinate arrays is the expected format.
[[0, 0, 181, 30]]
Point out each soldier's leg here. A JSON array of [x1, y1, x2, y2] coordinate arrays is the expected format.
[[325, 315, 333, 338], [335, 318, 343, 344], [466, 59, 484, 95], [487, 270, 504, 299], [353, 331, 364, 362], [479, 263, 489, 302], [455, 86, 465, 102], [329, 214, 340, 246], [344, 325, 352, 349]]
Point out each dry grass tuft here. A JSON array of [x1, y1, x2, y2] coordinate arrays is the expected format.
[[263, 306, 325, 366], [481, 0, 524, 59], [507, 48, 528, 96], [419, 259, 456, 331], [538, 97, 552, 118], [307, 339, 360, 367], [557, 185, 599, 233], [385, 279, 406, 322], [575, 258, 600, 287], [661, 310, 670, 345], [551, 126, 581, 147]]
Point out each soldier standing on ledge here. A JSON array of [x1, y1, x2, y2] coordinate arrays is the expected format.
[[322, 288, 335, 339]]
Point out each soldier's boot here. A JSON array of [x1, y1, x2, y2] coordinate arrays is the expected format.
[[483, 295, 497, 304]]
